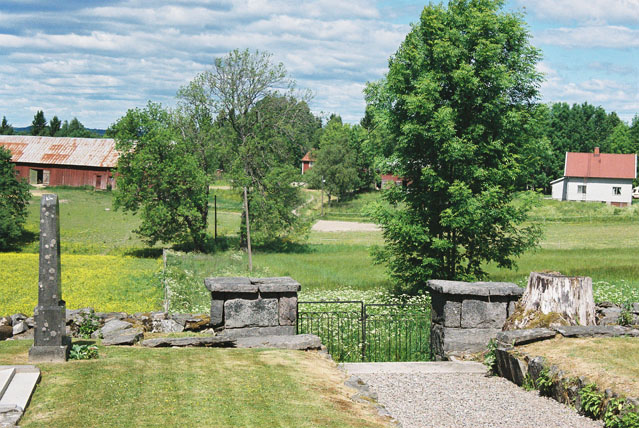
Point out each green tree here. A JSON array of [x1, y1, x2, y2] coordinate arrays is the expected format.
[[0, 146, 30, 250], [606, 122, 632, 154], [31, 110, 47, 136], [178, 49, 312, 265], [49, 116, 62, 136], [111, 102, 209, 250], [0, 116, 14, 135], [307, 116, 361, 201], [367, 0, 543, 292], [58, 117, 99, 138]]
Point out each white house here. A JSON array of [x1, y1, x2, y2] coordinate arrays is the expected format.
[[550, 148, 637, 207]]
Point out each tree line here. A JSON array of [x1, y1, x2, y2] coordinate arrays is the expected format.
[[0, 111, 101, 138]]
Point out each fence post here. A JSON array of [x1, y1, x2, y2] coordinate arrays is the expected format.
[[361, 303, 367, 361], [162, 248, 169, 313]]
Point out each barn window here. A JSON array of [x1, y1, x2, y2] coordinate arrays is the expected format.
[[577, 185, 587, 194], [613, 187, 621, 195]]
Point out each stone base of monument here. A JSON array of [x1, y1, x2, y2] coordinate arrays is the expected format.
[[28, 345, 70, 363]]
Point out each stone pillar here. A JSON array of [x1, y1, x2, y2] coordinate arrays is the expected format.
[[426, 280, 523, 361], [29, 194, 70, 362], [204, 277, 300, 338]]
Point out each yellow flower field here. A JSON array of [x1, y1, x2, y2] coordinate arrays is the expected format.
[[0, 253, 162, 316]]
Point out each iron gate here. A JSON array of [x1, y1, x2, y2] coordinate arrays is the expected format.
[[296, 300, 431, 362]]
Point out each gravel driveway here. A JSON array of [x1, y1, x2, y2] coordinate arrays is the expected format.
[[312, 220, 380, 232], [342, 362, 603, 428]]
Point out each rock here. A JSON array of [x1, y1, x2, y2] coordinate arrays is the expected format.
[[554, 325, 639, 338], [278, 296, 297, 326], [0, 325, 12, 341], [102, 329, 144, 346], [65, 307, 94, 324], [24, 317, 35, 328], [0, 404, 23, 427], [13, 328, 34, 340], [251, 277, 301, 293], [150, 311, 167, 321], [12, 321, 28, 336], [495, 347, 528, 386], [0, 316, 12, 327], [633, 303, 639, 313], [170, 313, 192, 327], [461, 300, 507, 329], [95, 312, 127, 322], [235, 334, 322, 350], [495, 328, 556, 347], [431, 294, 462, 327], [431, 325, 501, 360], [220, 326, 296, 338], [597, 307, 622, 326], [597, 301, 617, 308], [204, 277, 256, 293], [140, 336, 236, 348], [92, 319, 133, 339], [184, 315, 211, 331], [224, 298, 278, 328], [152, 319, 184, 333], [210, 299, 224, 327], [426, 280, 524, 297], [10, 313, 27, 325]]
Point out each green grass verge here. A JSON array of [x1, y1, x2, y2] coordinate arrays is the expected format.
[[0, 341, 388, 428]]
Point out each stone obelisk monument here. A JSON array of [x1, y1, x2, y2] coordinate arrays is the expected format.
[[29, 194, 70, 362]]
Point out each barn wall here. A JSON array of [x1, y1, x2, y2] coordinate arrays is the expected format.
[[14, 163, 114, 189]]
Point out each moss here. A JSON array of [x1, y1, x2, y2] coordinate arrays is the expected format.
[[526, 311, 570, 328]]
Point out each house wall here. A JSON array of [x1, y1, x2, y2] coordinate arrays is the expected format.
[[14, 163, 114, 189], [551, 178, 565, 201], [301, 161, 313, 174], [564, 177, 633, 205]]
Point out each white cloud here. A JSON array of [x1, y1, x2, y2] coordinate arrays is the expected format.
[[516, 0, 639, 24], [536, 25, 639, 48]]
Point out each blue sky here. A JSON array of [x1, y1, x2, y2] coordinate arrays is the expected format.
[[0, 0, 637, 129]]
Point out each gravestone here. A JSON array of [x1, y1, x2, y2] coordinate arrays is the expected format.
[[29, 194, 70, 362]]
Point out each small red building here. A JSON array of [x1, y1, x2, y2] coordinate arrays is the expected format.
[[301, 151, 315, 174], [0, 135, 118, 189]]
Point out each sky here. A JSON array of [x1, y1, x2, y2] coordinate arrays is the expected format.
[[0, 0, 637, 129]]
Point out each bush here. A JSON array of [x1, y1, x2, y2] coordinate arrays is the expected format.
[[0, 146, 30, 250], [69, 344, 99, 360]]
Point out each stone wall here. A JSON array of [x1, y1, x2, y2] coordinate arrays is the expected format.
[[204, 277, 299, 338], [426, 280, 523, 360]]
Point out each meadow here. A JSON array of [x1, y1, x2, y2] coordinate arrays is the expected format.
[[2, 186, 639, 318]]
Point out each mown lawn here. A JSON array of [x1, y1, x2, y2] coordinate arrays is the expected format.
[[0, 341, 389, 428]]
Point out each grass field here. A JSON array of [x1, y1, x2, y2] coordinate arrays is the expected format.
[[3, 187, 639, 317], [0, 340, 389, 428]]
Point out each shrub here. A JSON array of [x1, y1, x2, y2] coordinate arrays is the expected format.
[[77, 313, 100, 339], [580, 383, 605, 419], [69, 344, 99, 360]]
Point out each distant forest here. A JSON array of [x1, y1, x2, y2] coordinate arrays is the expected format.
[[0, 110, 104, 138]]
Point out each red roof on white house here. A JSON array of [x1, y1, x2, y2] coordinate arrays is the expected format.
[[564, 148, 636, 180], [301, 151, 315, 162]]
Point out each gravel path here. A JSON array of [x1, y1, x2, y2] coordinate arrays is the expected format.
[[312, 220, 380, 232], [343, 363, 603, 428]]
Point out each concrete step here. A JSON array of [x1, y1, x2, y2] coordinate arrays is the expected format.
[[0, 369, 16, 399], [0, 367, 40, 411]]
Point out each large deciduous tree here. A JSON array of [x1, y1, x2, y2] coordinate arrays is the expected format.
[[0, 146, 30, 250], [178, 49, 313, 265], [368, 0, 543, 293], [111, 102, 209, 250]]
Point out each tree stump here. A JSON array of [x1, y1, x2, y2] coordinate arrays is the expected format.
[[503, 272, 596, 330]]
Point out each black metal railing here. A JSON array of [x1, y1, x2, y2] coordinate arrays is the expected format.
[[297, 300, 431, 362]]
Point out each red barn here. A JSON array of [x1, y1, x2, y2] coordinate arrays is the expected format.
[[301, 151, 315, 174], [0, 135, 118, 189]]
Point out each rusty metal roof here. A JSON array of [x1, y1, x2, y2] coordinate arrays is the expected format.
[[565, 151, 636, 180], [0, 135, 118, 168]]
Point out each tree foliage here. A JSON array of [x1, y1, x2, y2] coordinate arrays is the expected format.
[[0, 116, 13, 135], [0, 146, 30, 250], [31, 110, 47, 136], [49, 116, 62, 136], [111, 102, 209, 250], [178, 49, 313, 244], [368, 0, 543, 292]]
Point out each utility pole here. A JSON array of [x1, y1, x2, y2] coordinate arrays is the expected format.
[[214, 194, 217, 240], [321, 176, 324, 217]]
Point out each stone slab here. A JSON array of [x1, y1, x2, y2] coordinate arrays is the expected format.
[[597, 307, 622, 326], [430, 294, 462, 328], [204, 277, 257, 293], [28, 345, 69, 363], [102, 330, 144, 346], [92, 319, 133, 339], [0, 370, 40, 410], [250, 277, 301, 293], [224, 298, 278, 328], [235, 334, 321, 350], [495, 347, 528, 386], [496, 328, 556, 347], [431, 324, 501, 360], [279, 296, 297, 326], [140, 336, 236, 348], [340, 361, 487, 374], [461, 300, 507, 329], [220, 326, 296, 338], [210, 299, 224, 327], [12, 322, 28, 336], [427, 280, 524, 297], [0, 369, 15, 399], [554, 325, 639, 338]]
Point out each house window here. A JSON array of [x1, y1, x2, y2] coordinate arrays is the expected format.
[[613, 187, 621, 195], [577, 185, 587, 194]]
